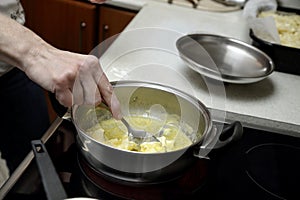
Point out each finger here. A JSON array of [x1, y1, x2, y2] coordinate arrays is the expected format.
[[97, 73, 122, 119], [55, 88, 73, 107], [80, 72, 102, 105], [74, 55, 102, 105], [72, 76, 84, 105], [97, 71, 112, 104], [110, 92, 122, 119]]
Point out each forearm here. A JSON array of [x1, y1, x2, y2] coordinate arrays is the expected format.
[[0, 13, 51, 72]]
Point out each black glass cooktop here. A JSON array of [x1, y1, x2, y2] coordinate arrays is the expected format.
[[2, 119, 300, 200], [207, 126, 300, 200]]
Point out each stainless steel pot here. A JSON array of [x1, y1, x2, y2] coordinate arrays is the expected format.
[[71, 81, 242, 182]]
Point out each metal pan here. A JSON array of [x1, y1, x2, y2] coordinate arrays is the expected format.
[[213, 0, 247, 7], [176, 34, 274, 84], [72, 81, 243, 181], [48, 81, 243, 183], [250, 7, 300, 76]]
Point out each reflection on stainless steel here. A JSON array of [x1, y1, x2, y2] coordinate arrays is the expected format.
[[176, 34, 274, 84], [168, 0, 200, 8], [213, 0, 246, 7], [0, 117, 64, 199]]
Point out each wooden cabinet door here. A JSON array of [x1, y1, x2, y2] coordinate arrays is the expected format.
[[98, 6, 136, 45], [21, 0, 97, 54]]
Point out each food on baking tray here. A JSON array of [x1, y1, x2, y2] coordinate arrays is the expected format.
[[86, 107, 193, 153], [258, 11, 300, 48]]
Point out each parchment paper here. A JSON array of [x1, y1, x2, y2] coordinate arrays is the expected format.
[[243, 0, 280, 43]]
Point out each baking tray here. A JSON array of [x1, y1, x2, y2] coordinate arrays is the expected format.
[[250, 7, 300, 76]]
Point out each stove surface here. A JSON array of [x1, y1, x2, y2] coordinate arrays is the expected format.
[[2, 119, 300, 200]]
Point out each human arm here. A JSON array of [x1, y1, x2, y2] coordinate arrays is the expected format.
[[0, 13, 121, 119]]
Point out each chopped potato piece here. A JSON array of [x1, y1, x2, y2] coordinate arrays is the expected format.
[[86, 112, 194, 153]]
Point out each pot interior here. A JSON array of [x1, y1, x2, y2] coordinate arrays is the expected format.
[[73, 81, 211, 152]]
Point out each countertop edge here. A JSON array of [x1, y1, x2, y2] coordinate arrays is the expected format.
[[222, 110, 300, 137]]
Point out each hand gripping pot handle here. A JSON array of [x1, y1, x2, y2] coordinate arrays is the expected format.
[[194, 121, 243, 159]]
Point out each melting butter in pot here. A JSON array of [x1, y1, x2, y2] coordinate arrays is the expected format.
[[86, 108, 194, 153]]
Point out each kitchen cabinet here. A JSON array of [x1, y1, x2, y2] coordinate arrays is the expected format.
[[98, 5, 136, 44], [21, 0, 137, 53], [21, 0, 97, 54]]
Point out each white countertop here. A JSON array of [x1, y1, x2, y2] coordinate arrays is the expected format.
[[102, 1, 300, 136]]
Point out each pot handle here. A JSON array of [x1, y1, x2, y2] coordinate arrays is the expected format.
[[212, 121, 243, 149], [194, 121, 243, 159], [31, 140, 68, 200]]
